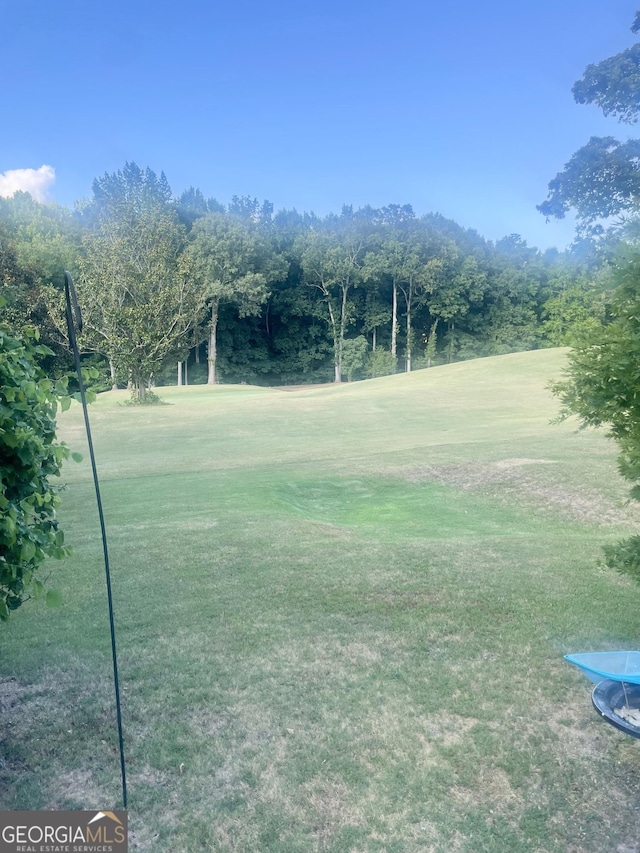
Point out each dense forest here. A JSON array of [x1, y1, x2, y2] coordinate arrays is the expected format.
[[0, 162, 610, 396]]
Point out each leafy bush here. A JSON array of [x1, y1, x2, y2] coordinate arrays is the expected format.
[[123, 388, 165, 406], [603, 537, 640, 583], [0, 315, 74, 619], [552, 255, 640, 583], [341, 336, 369, 381], [367, 348, 397, 378]]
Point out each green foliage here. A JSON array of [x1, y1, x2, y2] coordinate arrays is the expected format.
[[539, 136, 640, 225], [183, 362, 208, 385], [299, 225, 368, 382], [124, 389, 165, 406], [0, 194, 82, 374], [552, 256, 640, 481], [0, 313, 71, 620], [539, 13, 640, 230], [551, 254, 640, 580], [540, 280, 607, 346], [367, 348, 397, 377], [180, 212, 286, 384], [572, 13, 640, 124], [0, 162, 600, 387], [423, 318, 439, 366], [603, 536, 640, 583], [77, 165, 202, 401], [542, 15, 640, 584], [340, 335, 369, 381], [77, 353, 113, 394]]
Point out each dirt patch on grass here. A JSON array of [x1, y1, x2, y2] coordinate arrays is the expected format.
[[0, 677, 27, 713], [449, 766, 523, 810], [46, 769, 108, 809], [0, 664, 121, 811], [421, 711, 480, 748], [264, 635, 403, 681], [366, 589, 440, 612], [302, 775, 366, 841], [403, 459, 638, 525], [188, 708, 233, 738], [545, 706, 608, 762], [403, 458, 554, 490]]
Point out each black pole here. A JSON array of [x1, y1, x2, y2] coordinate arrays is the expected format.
[[63, 271, 127, 809]]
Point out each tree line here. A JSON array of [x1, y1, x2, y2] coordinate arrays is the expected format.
[[1, 163, 608, 399]]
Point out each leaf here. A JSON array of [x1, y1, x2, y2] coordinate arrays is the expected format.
[[20, 540, 36, 562], [71, 452, 83, 463], [45, 589, 63, 608]]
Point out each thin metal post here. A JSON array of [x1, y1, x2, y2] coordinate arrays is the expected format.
[[63, 271, 127, 809]]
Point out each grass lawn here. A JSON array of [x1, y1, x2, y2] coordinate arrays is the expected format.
[[2, 348, 640, 851]]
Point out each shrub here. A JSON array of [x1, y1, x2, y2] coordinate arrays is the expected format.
[[603, 537, 640, 583], [367, 348, 397, 378], [0, 315, 74, 619]]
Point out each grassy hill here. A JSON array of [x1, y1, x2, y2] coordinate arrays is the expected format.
[[2, 349, 640, 852]]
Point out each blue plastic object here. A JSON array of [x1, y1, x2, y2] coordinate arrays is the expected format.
[[565, 651, 640, 685]]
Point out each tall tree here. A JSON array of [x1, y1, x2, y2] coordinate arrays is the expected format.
[[176, 186, 225, 229], [0, 193, 81, 367], [543, 13, 640, 583], [228, 196, 274, 228], [77, 163, 200, 400], [299, 224, 366, 383], [180, 212, 285, 384], [363, 235, 404, 365], [425, 254, 486, 363], [539, 13, 640, 233]]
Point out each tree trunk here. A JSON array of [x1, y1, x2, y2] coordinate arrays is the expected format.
[[391, 282, 398, 358], [372, 326, 377, 352], [177, 361, 183, 386], [324, 291, 342, 383], [425, 319, 438, 368], [195, 345, 200, 364], [208, 300, 219, 385], [331, 314, 341, 383], [109, 358, 118, 391], [336, 282, 349, 382], [399, 281, 413, 372], [448, 321, 454, 364], [132, 372, 146, 402]]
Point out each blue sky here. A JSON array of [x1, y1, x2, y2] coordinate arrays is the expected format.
[[2, 0, 637, 249]]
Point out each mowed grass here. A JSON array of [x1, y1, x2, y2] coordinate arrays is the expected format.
[[3, 348, 640, 851]]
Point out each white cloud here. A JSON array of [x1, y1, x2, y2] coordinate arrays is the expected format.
[[0, 165, 56, 202]]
